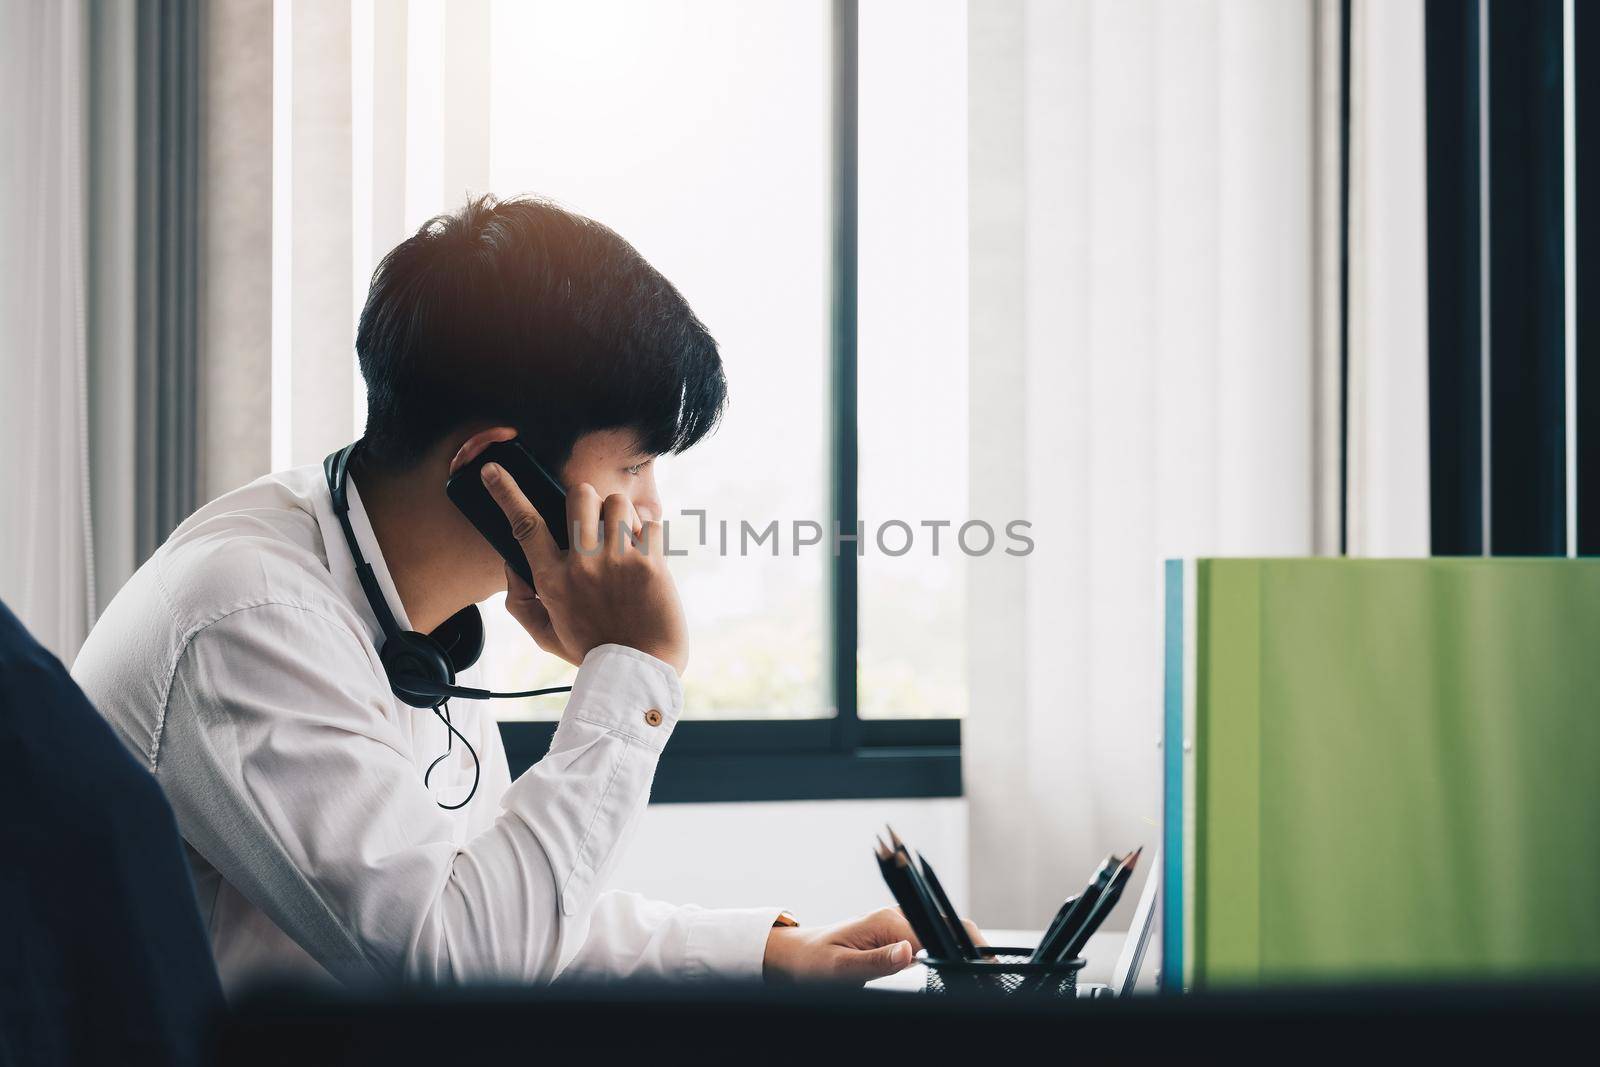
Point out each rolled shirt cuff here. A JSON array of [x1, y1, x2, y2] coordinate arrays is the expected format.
[[557, 643, 684, 755], [680, 906, 787, 982]]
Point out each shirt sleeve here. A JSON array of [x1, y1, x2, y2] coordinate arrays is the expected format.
[[464, 657, 783, 983], [157, 601, 686, 986], [559, 893, 784, 983]]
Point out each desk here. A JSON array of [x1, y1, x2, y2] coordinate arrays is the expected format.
[[866, 929, 1151, 993]]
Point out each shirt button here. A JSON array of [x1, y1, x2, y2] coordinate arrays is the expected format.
[[644, 708, 664, 727]]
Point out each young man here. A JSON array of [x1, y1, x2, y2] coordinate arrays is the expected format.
[[73, 197, 940, 991]]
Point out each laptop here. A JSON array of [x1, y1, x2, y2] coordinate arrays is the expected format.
[[1083, 849, 1160, 998]]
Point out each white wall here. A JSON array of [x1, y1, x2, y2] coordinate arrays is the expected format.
[[611, 797, 968, 926]]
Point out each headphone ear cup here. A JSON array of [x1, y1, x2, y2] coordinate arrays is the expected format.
[[381, 631, 455, 709], [430, 605, 486, 674]]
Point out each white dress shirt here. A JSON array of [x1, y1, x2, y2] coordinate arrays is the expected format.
[[71, 465, 781, 992]]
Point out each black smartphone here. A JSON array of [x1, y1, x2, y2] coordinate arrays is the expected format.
[[445, 439, 569, 589]]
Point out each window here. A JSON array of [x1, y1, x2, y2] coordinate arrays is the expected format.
[[479, 0, 833, 723], [346, 0, 964, 800]]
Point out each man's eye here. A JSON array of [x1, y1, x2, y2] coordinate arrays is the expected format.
[[626, 462, 645, 476]]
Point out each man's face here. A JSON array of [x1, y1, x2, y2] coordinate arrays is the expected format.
[[559, 428, 663, 524]]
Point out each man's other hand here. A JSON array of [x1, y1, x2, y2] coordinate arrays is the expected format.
[[761, 908, 989, 985]]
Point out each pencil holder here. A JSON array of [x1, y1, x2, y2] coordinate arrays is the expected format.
[[922, 946, 1085, 999]]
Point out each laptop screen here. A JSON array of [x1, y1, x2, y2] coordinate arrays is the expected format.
[[1111, 850, 1160, 996]]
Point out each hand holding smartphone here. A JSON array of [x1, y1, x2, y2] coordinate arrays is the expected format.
[[445, 439, 569, 589], [448, 436, 689, 674]]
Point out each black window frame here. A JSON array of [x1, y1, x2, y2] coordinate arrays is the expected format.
[[498, 0, 962, 803], [1576, 0, 1600, 556], [1425, 0, 1584, 557]]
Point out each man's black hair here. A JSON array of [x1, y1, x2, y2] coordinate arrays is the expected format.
[[355, 195, 727, 470]]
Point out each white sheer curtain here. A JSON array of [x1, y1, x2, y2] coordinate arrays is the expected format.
[[1346, 0, 1431, 557], [965, 0, 1321, 928], [0, 0, 96, 662]]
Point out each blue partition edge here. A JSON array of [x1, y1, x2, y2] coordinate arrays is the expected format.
[[1161, 559, 1184, 992]]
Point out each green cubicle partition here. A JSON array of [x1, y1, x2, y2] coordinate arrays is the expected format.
[[1162, 559, 1600, 990]]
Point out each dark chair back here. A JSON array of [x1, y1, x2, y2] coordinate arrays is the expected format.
[[0, 599, 221, 1066]]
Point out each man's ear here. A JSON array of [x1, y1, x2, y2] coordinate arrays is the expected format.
[[448, 426, 519, 475]]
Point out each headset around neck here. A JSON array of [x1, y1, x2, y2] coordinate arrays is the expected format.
[[323, 441, 571, 808]]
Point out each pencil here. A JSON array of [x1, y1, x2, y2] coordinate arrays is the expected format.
[[891, 849, 962, 960], [1029, 894, 1081, 964], [886, 827, 971, 960], [875, 847, 947, 959], [1056, 848, 1143, 963], [1030, 851, 1123, 963], [917, 851, 979, 959]]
